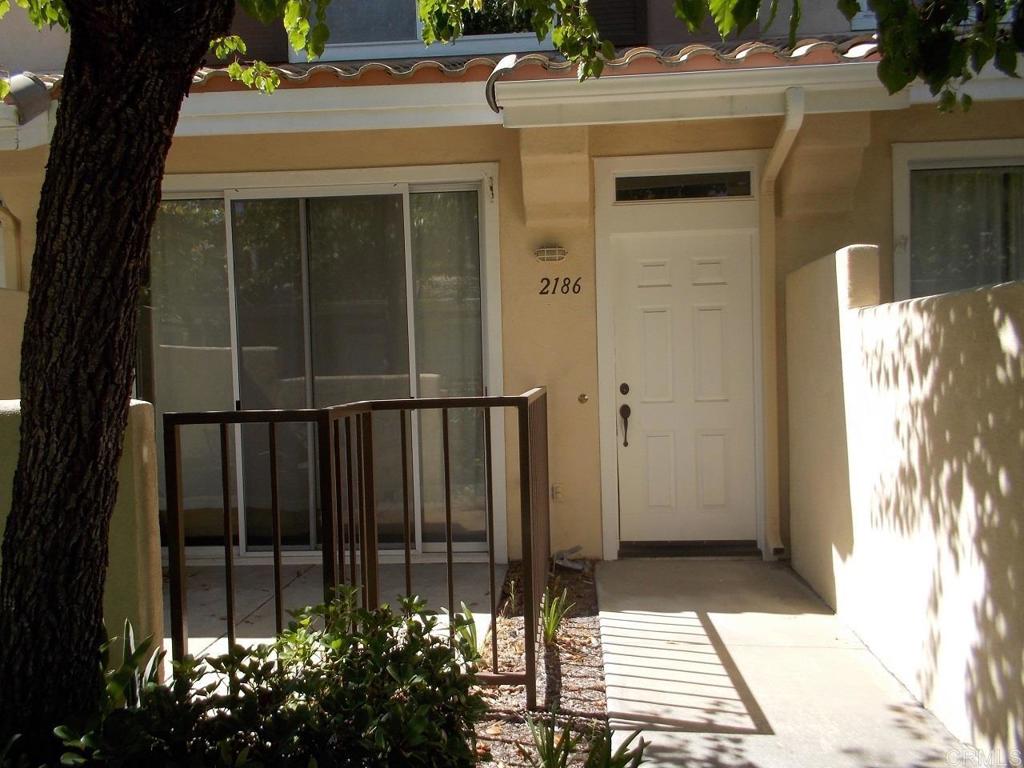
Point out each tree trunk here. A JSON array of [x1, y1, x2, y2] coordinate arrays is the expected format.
[[0, 0, 232, 753]]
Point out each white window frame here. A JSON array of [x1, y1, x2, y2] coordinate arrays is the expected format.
[[892, 139, 1024, 299], [291, 10, 553, 63], [160, 163, 507, 566]]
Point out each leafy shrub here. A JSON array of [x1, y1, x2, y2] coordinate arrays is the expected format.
[[23, 589, 485, 768]]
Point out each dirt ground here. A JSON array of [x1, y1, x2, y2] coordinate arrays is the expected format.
[[472, 560, 608, 766]]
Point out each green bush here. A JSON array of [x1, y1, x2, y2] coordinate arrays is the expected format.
[[16, 589, 486, 768]]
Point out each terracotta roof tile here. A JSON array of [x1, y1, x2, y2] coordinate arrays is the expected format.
[[23, 34, 879, 96]]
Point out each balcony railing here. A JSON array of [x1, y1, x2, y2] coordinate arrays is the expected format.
[[163, 387, 550, 708]]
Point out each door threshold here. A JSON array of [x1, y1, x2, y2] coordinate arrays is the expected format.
[[618, 540, 761, 559]]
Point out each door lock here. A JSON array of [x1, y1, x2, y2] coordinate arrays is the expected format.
[[619, 382, 630, 395], [619, 403, 631, 447]]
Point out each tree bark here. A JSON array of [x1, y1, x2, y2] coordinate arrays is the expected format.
[[0, 0, 233, 753]]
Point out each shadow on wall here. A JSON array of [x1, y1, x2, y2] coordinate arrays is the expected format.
[[854, 282, 1023, 751]]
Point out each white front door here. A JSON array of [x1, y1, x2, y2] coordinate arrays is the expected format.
[[612, 229, 757, 542]]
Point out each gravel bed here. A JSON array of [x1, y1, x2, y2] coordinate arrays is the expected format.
[[472, 560, 607, 766]]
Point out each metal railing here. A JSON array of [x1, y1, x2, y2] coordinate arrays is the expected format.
[[164, 387, 550, 708]]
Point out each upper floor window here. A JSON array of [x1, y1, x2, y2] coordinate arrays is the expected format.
[[848, 0, 877, 31], [300, 0, 551, 62], [894, 141, 1024, 299]]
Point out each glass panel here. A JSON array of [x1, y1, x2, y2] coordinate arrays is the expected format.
[[410, 191, 487, 544], [306, 194, 409, 547], [139, 200, 236, 546], [615, 172, 752, 201], [231, 198, 313, 548], [324, 0, 417, 44], [910, 166, 1024, 297]]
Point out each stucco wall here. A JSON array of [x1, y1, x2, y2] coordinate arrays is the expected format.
[[0, 288, 26, 398], [0, 400, 163, 663], [3, 101, 1024, 560], [774, 101, 1024, 546], [787, 245, 1024, 752]]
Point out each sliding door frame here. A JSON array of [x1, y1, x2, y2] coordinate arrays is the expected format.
[[162, 164, 506, 565]]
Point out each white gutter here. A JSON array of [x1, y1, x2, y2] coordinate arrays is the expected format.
[[2, 80, 500, 150], [491, 57, 1024, 128], [493, 62, 899, 127], [175, 81, 500, 137], [759, 85, 805, 560], [0, 101, 57, 151]]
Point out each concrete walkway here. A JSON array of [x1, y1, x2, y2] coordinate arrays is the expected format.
[[596, 559, 962, 768]]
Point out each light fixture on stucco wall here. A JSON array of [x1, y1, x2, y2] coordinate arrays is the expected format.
[[534, 245, 567, 263]]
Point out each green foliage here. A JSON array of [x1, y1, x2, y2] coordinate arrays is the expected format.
[[526, 717, 647, 768], [870, 0, 1022, 108], [452, 601, 482, 666], [5, 590, 485, 768], [583, 728, 646, 768], [526, 714, 580, 768], [540, 586, 575, 646], [420, 0, 614, 78]]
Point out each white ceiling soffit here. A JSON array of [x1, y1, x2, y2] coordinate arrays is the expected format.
[[491, 60, 1024, 128]]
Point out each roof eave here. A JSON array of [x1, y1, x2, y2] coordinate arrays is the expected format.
[[491, 58, 1024, 128], [493, 61, 906, 127]]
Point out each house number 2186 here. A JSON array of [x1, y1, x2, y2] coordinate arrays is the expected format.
[[539, 277, 582, 295]]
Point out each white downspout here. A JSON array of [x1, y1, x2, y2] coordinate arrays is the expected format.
[[759, 86, 804, 560]]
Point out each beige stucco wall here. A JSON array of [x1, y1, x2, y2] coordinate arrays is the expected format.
[[774, 100, 1024, 546], [0, 400, 163, 663], [787, 245, 1024, 752], [0, 288, 26, 398], [3, 99, 1024, 560]]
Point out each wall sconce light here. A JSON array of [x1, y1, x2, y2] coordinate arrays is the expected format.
[[534, 245, 568, 263]]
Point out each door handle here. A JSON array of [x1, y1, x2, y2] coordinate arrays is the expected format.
[[619, 403, 631, 447]]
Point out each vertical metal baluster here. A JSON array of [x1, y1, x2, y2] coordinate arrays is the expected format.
[[333, 419, 345, 588], [401, 409, 412, 597], [483, 407, 498, 673], [220, 423, 236, 649], [269, 422, 283, 636], [165, 420, 188, 665], [518, 401, 536, 710], [442, 408, 455, 642], [317, 412, 337, 601], [361, 411, 380, 609], [355, 415, 365, 606], [345, 417, 357, 587]]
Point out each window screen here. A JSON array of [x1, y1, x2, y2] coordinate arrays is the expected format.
[[616, 172, 752, 202], [910, 165, 1023, 297]]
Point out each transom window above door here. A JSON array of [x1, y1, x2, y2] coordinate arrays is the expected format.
[[894, 141, 1024, 299], [137, 175, 501, 559]]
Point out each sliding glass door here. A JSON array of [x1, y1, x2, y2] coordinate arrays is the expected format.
[[138, 184, 489, 554]]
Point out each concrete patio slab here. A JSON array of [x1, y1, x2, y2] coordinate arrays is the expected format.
[[597, 559, 963, 768], [162, 561, 505, 659]]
